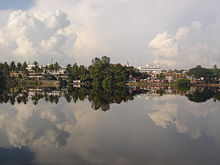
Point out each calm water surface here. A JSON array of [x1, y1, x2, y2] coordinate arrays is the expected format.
[[0, 87, 219, 165]]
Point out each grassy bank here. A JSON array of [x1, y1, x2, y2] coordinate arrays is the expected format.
[[11, 80, 60, 88]]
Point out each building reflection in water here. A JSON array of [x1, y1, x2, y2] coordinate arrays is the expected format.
[[1, 85, 219, 109], [0, 86, 219, 165]]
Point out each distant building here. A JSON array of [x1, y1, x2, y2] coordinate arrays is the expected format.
[[27, 64, 42, 72], [27, 64, 35, 71], [163, 72, 187, 83], [138, 64, 162, 74], [73, 80, 81, 83], [45, 63, 66, 75], [47, 68, 66, 75], [28, 73, 43, 80], [126, 60, 129, 67]]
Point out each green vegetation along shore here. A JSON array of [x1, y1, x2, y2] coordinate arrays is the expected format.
[[0, 56, 219, 90]]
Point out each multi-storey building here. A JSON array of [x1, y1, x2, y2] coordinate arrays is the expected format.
[[138, 64, 162, 74]]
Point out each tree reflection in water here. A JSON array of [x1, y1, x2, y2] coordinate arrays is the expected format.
[[0, 86, 147, 111], [0, 86, 219, 110], [186, 87, 220, 102]]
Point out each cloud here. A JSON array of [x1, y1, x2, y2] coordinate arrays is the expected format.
[[148, 103, 178, 129], [148, 102, 202, 139], [0, 94, 220, 164], [0, 103, 71, 149], [0, 10, 77, 65], [149, 19, 220, 68], [25, 0, 220, 66], [147, 95, 220, 141], [148, 31, 179, 58], [1, 0, 220, 67]]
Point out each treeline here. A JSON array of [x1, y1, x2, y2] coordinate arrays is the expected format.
[[0, 61, 29, 74], [0, 56, 149, 86], [187, 65, 220, 83], [65, 56, 148, 85], [176, 65, 220, 91]]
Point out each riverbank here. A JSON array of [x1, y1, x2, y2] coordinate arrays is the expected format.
[[8, 80, 60, 88], [126, 82, 174, 87], [126, 81, 220, 87]]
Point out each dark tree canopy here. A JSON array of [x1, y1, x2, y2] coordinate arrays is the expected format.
[[101, 56, 110, 64], [187, 65, 215, 82]]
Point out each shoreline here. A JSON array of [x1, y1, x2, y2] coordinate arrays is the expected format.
[[126, 82, 220, 87]]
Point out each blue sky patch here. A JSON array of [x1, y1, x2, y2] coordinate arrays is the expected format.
[[0, 0, 34, 10]]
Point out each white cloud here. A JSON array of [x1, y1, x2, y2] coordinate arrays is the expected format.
[[147, 95, 220, 141], [149, 18, 220, 68], [15, 0, 218, 66], [1, 0, 220, 67], [148, 102, 203, 139], [0, 103, 71, 149], [175, 27, 190, 40], [149, 31, 179, 58], [148, 103, 178, 129], [0, 10, 76, 65]]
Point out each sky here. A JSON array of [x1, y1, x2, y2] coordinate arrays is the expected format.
[[0, 0, 34, 10], [0, 0, 220, 69]]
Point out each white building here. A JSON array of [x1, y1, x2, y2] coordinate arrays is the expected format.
[[27, 64, 35, 71], [138, 64, 162, 74], [27, 64, 42, 72], [47, 68, 66, 75], [46, 64, 66, 75]]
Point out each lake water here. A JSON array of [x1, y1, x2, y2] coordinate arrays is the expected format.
[[0, 86, 219, 165]]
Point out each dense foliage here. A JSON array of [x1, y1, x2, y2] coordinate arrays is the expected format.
[[0, 86, 147, 111], [1, 59, 219, 87], [176, 79, 191, 91], [66, 56, 148, 85], [187, 65, 219, 83], [186, 87, 220, 103]]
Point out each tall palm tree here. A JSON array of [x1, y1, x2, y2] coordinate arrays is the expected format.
[[10, 61, 16, 72], [54, 62, 60, 72]]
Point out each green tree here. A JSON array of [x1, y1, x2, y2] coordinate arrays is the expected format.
[[176, 79, 191, 92], [102, 77, 113, 90], [187, 65, 215, 83], [16, 62, 22, 72], [54, 62, 60, 71], [101, 56, 110, 64], [186, 87, 217, 103], [212, 65, 220, 80], [21, 62, 28, 74], [78, 65, 89, 82], [92, 57, 102, 65], [10, 61, 16, 72], [32, 61, 42, 73]]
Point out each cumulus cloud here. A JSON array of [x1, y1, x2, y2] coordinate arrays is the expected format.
[[0, 10, 77, 65], [148, 103, 178, 129], [0, 103, 71, 149], [21, 0, 219, 66], [1, 0, 220, 67], [149, 19, 220, 68], [148, 102, 202, 139], [149, 31, 179, 58], [146, 94, 220, 142]]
